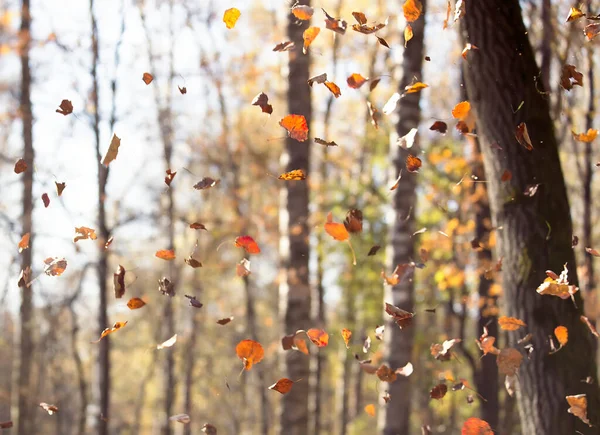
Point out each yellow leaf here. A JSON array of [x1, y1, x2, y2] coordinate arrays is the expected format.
[[404, 82, 428, 94], [302, 27, 320, 54], [404, 25, 413, 46], [498, 316, 527, 331], [223, 8, 241, 29], [573, 129, 598, 143], [566, 7, 585, 23]]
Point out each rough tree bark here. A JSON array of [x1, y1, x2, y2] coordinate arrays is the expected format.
[[462, 2, 600, 433], [17, 0, 34, 433], [279, 1, 312, 434], [378, 1, 425, 434]]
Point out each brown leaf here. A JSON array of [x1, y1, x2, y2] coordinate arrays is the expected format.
[[566, 394, 592, 426], [158, 277, 175, 296], [251, 92, 273, 115], [496, 348, 523, 376], [369, 78, 381, 91], [217, 317, 234, 325], [164, 169, 177, 186], [190, 222, 207, 230], [376, 36, 390, 48], [18, 233, 30, 253], [127, 297, 146, 310], [272, 41, 294, 52], [236, 339, 264, 370], [185, 257, 202, 268], [367, 101, 380, 129], [193, 177, 220, 190], [368, 245, 381, 256], [429, 121, 448, 134], [431, 338, 461, 361], [14, 158, 27, 174], [42, 193, 50, 208], [0, 421, 13, 428], [55, 99, 73, 115], [560, 65, 583, 90], [55, 181, 66, 196], [352, 12, 367, 25], [184, 294, 203, 308], [314, 138, 338, 147], [430, 384, 448, 400], [113, 265, 125, 298], [384, 303, 414, 329], [376, 364, 397, 383], [584, 23, 600, 41], [269, 378, 294, 394], [405, 155, 422, 173], [580, 315, 599, 337], [515, 122, 533, 150], [142, 72, 153, 84], [202, 424, 217, 435], [351, 15, 387, 34], [92, 321, 127, 343], [74, 226, 97, 243], [44, 257, 67, 276], [323, 8, 347, 34], [102, 134, 121, 166], [178, 86, 187, 94], [344, 209, 363, 233], [39, 403, 59, 415]]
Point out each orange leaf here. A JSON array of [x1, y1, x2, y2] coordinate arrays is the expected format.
[[235, 339, 264, 370], [291, 5, 313, 20], [306, 328, 329, 347], [93, 321, 127, 343], [302, 27, 320, 54], [142, 72, 153, 84], [43, 257, 67, 276], [341, 328, 352, 348], [405, 154, 422, 172], [280, 114, 309, 142], [223, 7, 241, 29], [566, 394, 592, 426], [127, 297, 146, 310], [403, 0, 422, 22], [585, 23, 600, 41], [498, 316, 527, 331], [461, 43, 479, 59], [155, 249, 176, 260], [234, 236, 261, 254], [554, 325, 568, 347], [515, 122, 533, 150], [461, 417, 493, 435], [269, 378, 294, 394], [18, 233, 30, 253], [376, 364, 397, 383], [347, 73, 367, 89], [573, 129, 598, 143], [14, 158, 27, 174], [364, 404, 376, 417], [404, 82, 428, 94], [451, 101, 471, 120], [278, 169, 306, 180], [536, 264, 579, 300], [74, 226, 97, 243], [325, 212, 349, 241], [324, 81, 341, 98]]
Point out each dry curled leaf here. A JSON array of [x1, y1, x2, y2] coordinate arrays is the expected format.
[[396, 362, 414, 377], [102, 134, 121, 166], [236, 339, 264, 370], [323, 8, 347, 34], [74, 226, 97, 243], [385, 303, 414, 329], [56, 99, 73, 115], [113, 265, 125, 298], [368, 245, 381, 256], [164, 169, 176, 186], [269, 378, 295, 394], [515, 122, 533, 150], [566, 394, 591, 426], [190, 222, 207, 230], [55, 181, 66, 196], [217, 317, 234, 325], [430, 121, 447, 134], [278, 169, 306, 180], [344, 209, 363, 233], [39, 403, 59, 415], [235, 236, 261, 254], [193, 177, 219, 190], [496, 348, 523, 376], [184, 294, 203, 308], [406, 155, 422, 173], [324, 81, 341, 98], [341, 328, 352, 348], [93, 321, 127, 343], [536, 264, 579, 300], [580, 315, 599, 337], [584, 23, 600, 41], [42, 193, 50, 208], [376, 364, 397, 383], [566, 6, 585, 22], [158, 277, 175, 297], [280, 114, 309, 142], [431, 338, 461, 361], [306, 328, 329, 347], [383, 93, 401, 115], [315, 138, 338, 147], [561, 64, 583, 91], [44, 257, 67, 276], [251, 92, 273, 115], [430, 384, 448, 400], [202, 424, 217, 435], [308, 73, 327, 87], [273, 41, 294, 52]]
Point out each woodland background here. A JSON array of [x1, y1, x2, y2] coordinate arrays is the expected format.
[[1, 0, 600, 434]]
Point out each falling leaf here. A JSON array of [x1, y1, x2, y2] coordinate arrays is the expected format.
[[341, 328, 352, 348], [382, 264, 414, 286], [383, 93, 401, 115], [430, 384, 448, 400], [273, 41, 294, 52], [368, 245, 381, 256], [251, 92, 273, 115], [18, 267, 31, 288], [223, 8, 241, 29], [235, 235, 261, 254], [324, 81, 341, 98], [127, 297, 146, 310], [193, 177, 220, 190], [93, 321, 127, 343], [403, 0, 422, 22], [307, 73, 328, 87], [560, 64, 583, 90], [164, 169, 176, 186], [390, 171, 403, 191], [428, 121, 448, 135], [39, 403, 59, 415], [352, 15, 387, 34], [566, 394, 591, 426], [55, 182, 66, 196], [325, 212, 350, 241], [376, 36, 390, 48], [363, 336, 371, 353], [55, 99, 73, 115], [202, 424, 217, 435], [344, 209, 363, 233], [554, 326, 568, 347], [217, 317, 234, 325], [367, 101, 380, 129], [184, 294, 203, 308], [280, 114, 309, 142], [73, 226, 97, 243], [454, 0, 466, 22], [385, 303, 414, 329], [580, 315, 599, 337], [315, 138, 338, 147], [347, 73, 368, 89], [376, 364, 397, 383], [452, 101, 471, 120], [190, 222, 207, 230], [375, 325, 385, 340], [461, 417, 493, 435], [113, 265, 125, 298], [18, 233, 30, 253], [431, 338, 461, 361], [236, 339, 264, 370], [42, 193, 50, 208], [155, 249, 176, 260], [573, 129, 598, 143], [396, 362, 414, 377], [352, 12, 367, 25], [404, 82, 428, 94], [157, 333, 178, 350], [498, 316, 527, 331], [536, 264, 579, 300], [501, 170, 512, 182], [406, 155, 422, 173], [404, 25, 413, 46], [236, 258, 251, 277], [278, 169, 306, 181], [497, 348, 523, 376], [0, 421, 12, 429], [584, 23, 600, 41], [306, 329, 329, 347], [515, 122, 533, 150], [397, 128, 418, 149], [461, 43, 478, 59], [369, 78, 381, 91], [292, 5, 313, 20], [102, 134, 121, 166], [14, 158, 27, 174], [269, 378, 294, 394], [44, 257, 67, 276], [586, 247, 600, 256], [169, 414, 190, 424], [185, 256, 202, 268], [142, 72, 153, 84], [302, 27, 320, 54], [323, 8, 347, 34], [178, 86, 187, 94], [364, 404, 376, 417], [566, 6, 585, 22]]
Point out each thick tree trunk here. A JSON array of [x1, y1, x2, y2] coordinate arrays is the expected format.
[[17, 1, 34, 433], [378, 2, 425, 434], [462, 2, 600, 433], [279, 1, 312, 434]]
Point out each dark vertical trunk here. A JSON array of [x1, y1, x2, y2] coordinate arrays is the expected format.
[[539, 0, 552, 93], [462, 2, 600, 433], [279, 1, 312, 434], [69, 306, 88, 435], [17, 1, 34, 434], [378, 1, 425, 434], [90, 1, 110, 432]]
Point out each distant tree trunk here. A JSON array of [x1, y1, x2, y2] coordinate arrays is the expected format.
[[378, 2, 425, 434], [17, 0, 34, 433], [0, 313, 13, 426], [183, 306, 199, 435], [462, 1, 600, 433], [279, 1, 312, 434], [69, 305, 88, 435], [89, 1, 111, 432], [539, 0, 552, 93]]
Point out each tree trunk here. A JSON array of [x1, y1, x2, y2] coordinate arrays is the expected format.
[[378, 2, 425, 434], [462, 2, 600, 433], [17, 0, 34, 433], [279, 1, 312, 434], [0, 313, 13, 427], [69, 306, 88, 435], [183, 306, 199, 435]]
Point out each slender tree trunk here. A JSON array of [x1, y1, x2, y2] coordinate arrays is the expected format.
[[17, 1, 34, 433], [378, 2, 425, 434], [69, 306, 88, 435], [0, 313, 13, 426], [462, 2, 600, 433], [279, 1, 312, 434], [89, 1, 111, 432], [183, 305, 199, 435]]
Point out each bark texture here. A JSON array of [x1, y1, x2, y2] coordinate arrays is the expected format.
[[279, 1, 312, 434], [462, 2, 600, 433], [378, 2, 425, 434]]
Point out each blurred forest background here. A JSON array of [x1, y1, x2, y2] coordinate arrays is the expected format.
[[1, 0, 600, 434]]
